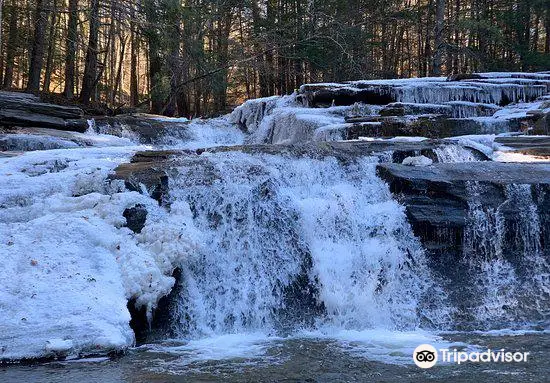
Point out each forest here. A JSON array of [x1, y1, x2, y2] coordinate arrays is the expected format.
[[0, 0, 549, 117]]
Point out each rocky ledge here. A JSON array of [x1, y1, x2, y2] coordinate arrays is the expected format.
[[0, 91, 87, 131], [495, 136, 550, 158], [111, 140, 486, 204], [377, 162, 550, 262]]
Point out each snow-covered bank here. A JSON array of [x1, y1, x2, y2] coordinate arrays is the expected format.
[[0, 116, 238, 361], [0, 147, 193, 360]]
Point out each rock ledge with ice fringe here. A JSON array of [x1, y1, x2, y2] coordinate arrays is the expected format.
[[230, 72, 550, 145]]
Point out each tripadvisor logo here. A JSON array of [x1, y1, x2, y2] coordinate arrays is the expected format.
[[413, 344, 530, 368], [413, 344, 438, 368]]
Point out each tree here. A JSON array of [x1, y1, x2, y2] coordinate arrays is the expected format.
[[2, 0, 18, 89], [433, 0, 446, 75], [0, 0, 548, 114], [79, 0, 100, 104], [63, 0, 78, 98], [26, 0, 50, 92]]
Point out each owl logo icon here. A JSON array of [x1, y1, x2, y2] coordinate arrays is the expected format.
[[413, 344, 438, 368]]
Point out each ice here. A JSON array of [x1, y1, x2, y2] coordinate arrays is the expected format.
[[434, 145, 480, 163], [248, 106, 347, 144], [0, 147, 201, 360], [0, 133, 81, 151], [1, 71, 548, 362], [0, 130, 136, 152], [402, 155, 433, 166], [462, 183, 549, 328], [313, 123, 358, 141], [300, 74, 548, 106], [357, 136, 428, 142], [444, 101, 501, 118], [228, 95, 287, 134], [301, 328, 465, 365]]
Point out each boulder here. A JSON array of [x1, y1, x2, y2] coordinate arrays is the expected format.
[[123, 204, 148, 233], [380, 102, 452, 117], [112, 141, 486, 206], [298, 76, 548, 108], [447, 73, 483, 81], [0, 91, 87, 131]]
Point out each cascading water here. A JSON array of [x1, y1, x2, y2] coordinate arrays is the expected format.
[[459, 182, 550, 329], [434, 145, 481, 163], [164, 152, 449, 340]]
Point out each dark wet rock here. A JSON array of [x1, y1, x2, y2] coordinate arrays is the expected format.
[[447, 73, 483, 81], [0, 91, 86, 131], [528, 106, 550, 135], [202, 140, 484, 163], [93, 114, 189, 144], [300, 85, 395, 107], [329, 115, 523, 139], [376, 162, 550, 261], [123, 204, 148, 233], [111, 158, 172, 205], [495, 135, 550, 158], [380, 102, 452, 117]]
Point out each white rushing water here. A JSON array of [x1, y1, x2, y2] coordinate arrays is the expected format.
[[463, 182, 550, 329], [165, 152, 449, 339]]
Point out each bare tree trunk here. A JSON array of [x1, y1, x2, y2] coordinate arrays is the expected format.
[[43, 0, 58, 92], [27, 0, 50, 92], [0, 0, 3, 85], [112, 37, 126, 104], [63, 0, 78, 98], [129, 6, 139, 106], [144, 0, 163, 114], [79, 0, 100, 104], [2, 0, 17, 89], [432, 0, 446, 75], [213, 9, 232, 112]]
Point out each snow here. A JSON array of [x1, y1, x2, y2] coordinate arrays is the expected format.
[[45, 339, 75, 353], [493, 151, 550, 163], [149, 116, 189, 123], [444, 133, 550, 163], [0, 145, 202, 361], [402, 155, 433, 166], [492, 100, 547, 120], [475, 72, 550, 80]]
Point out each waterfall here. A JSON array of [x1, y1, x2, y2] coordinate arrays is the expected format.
[[165, 152, 448, 339], [434, 145, 480, 163], [460, 182, 550, 329]]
